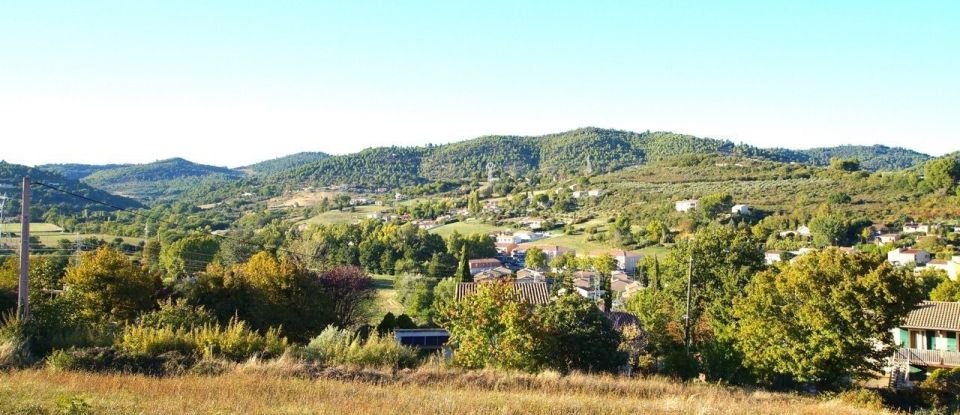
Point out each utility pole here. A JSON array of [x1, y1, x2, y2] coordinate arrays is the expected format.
[[17, 176, 30, 321], [684, 253, 693, 352], [0, 193, 7, 241]]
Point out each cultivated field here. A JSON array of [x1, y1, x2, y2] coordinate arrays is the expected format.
[[429, 220, 508, 238], [303, 206, 388, 226], [0, 368, 888, 415]]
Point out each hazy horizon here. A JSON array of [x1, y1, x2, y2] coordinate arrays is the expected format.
[[3, 1, 957, 167]]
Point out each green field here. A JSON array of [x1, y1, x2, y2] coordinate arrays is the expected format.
[[0, 223, 63, 233], [429, 220, 508, 238], [372, 274, 404, 318], [303, 206, 387, 226]]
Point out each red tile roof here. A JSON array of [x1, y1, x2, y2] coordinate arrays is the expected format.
[[903, 301, 960, 331]]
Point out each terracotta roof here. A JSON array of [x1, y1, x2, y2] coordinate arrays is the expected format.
[[903, 301, 960, 331], [902, 249, 925, 254], [455, 282, 551, 305], [929, 259, 949, 265]]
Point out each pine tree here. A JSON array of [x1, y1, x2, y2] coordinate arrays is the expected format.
[[456, 245, 472, 283]]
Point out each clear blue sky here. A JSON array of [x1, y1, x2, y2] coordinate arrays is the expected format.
[[1, 1, 957, 167]]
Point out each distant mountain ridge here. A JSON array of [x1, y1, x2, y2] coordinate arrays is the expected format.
[[61, 158, 244, 203], [0, 161, 143, 215], [30, 128, 940, 200], [274, 128, 935, 189], [238, 152, 330, 175]]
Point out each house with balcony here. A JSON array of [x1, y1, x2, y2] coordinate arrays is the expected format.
[[889, 301, 960, 388], [887, 248, 931, 266]]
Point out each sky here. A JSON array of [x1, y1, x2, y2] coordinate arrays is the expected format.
[[1, 1, 958, 167]]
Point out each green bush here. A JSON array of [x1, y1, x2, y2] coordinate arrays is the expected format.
[[139, 299, 217, 330], [304, 326, 417, 369], [117, 317, 287, 362], [835, 388, 885, 411], [46, 347, 193, 375], [920, 368, 960, 410]]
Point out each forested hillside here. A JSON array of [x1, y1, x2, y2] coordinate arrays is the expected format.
[[239, 152, 330, 175], [36, 163, 131, 180], [0, 162, 143, 216], [81, 158, 244, 203], [276, 128, 932, 189]]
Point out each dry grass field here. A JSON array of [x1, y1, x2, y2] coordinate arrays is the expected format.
[[0, 366, 889, 415]]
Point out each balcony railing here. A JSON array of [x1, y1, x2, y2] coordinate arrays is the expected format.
[[893, 348, 960, 367]]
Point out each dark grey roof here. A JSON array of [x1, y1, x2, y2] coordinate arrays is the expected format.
[[903, 301, 960, 331]]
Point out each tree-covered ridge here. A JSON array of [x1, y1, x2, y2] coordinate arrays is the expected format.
[[0, 161, 143, 215], [36, 163, 132, 181], [79, 158, 245, 203], [239, 152, 330, 175], [798, 145, 930, 171], [84, 158, 242, 185], [280, 128, 752, 188], [281, 147, 427, 189], [420, 136, 540, 179]]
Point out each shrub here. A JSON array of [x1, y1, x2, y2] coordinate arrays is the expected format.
[[835, 388, 885, 411], [117, 317, 287, 362], [920, 368, 960, 410], [139, 299, 217, 330], [304, 326, 417, 369], [45, 347, 192, 375]]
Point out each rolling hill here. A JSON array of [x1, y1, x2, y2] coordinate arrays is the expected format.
[[36, 163, 132, 181], [275, 128, 935, 189], [80, 158, 245, 203], [0, 162, 143, 216], [239, 152, 330, 175]]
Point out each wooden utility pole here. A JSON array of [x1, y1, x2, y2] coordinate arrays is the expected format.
[[684, 254, 693, 352], [17, 176, 30, 321]]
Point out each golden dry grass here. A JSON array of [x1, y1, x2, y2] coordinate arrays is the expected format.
[[0, 365, 891, 415]]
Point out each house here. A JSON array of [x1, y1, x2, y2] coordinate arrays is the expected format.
[[731, 204, 751, 216], [764, 251, 785, 265], [611, 273, 643, 300], [468, 258, 503, 275], [887, 248, 932, 266], [571, 271, 600, 290], [394, 192, 405, 201], [903, 222, 931, 235], [495, 231, 522, 245], [515, 268, 546, 284], [868, 223, 891, 238], [876, 233, 901, 245], [575, 286, 606, 300], [474, 266, 513, 282], [395, 329, 450, 350], [456, 282, 551, 305], [675, 199, 699, 213], [889, 301, 960, 388], [520, 217, 546, 230], [495, 242, 520, 256], [413, 220, 439, 230], [926, 259, 959, 281], [610, 250, 641, 274], [797, 226, 812, 237], [538, 245, 575, 260]]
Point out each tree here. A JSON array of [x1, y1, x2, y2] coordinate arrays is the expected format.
[[538, 293, 625, 373], [159, 233, 221, 280], [829, 157, 861, 172], [217, 229, 257, 266], [699, 192, 733, 220], [439, 281, 543, 371], [63, 246, 157, 322], [808, 213, 846, 248], [525, 247, 547, 271], [734, 249, 924, 388], [930, 279, 960, 302], [317, 265, 377, 329], [923, 156, 959, 192], [426, 252, 456, 279], [455, 245, 472, 283], [645, 220, 669, 245]]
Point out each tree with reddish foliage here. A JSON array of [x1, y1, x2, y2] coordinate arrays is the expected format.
[[317, 265, 377, 328]]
